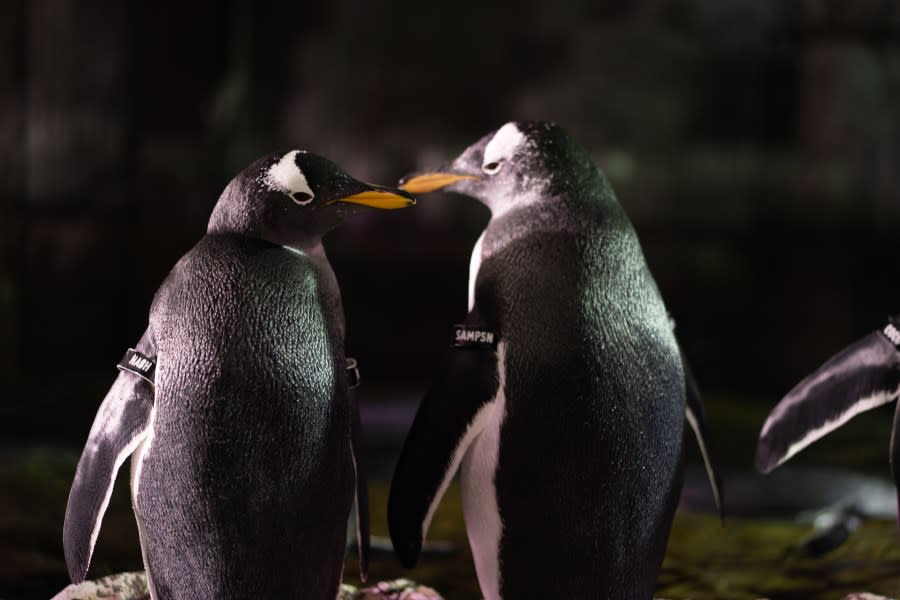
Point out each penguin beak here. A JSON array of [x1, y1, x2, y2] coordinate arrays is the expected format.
[[329, 185, 416, 210], [399, 172, 479, 194]]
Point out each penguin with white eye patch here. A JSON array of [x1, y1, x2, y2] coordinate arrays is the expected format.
[[390, 122, 722, 599], [62, 151, 414, 599]]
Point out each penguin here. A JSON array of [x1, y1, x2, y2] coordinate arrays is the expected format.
[[756, 315, 900, 517], [389, 121, 722, 599], [62, 150, 415, 599]]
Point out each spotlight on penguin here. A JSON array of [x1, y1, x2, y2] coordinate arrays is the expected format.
[[61, 151, 416, 599], [392, 121, 723, 600]]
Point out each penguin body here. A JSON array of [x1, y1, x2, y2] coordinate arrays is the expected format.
[[472, 206, 683, 600], [133, 234, 352, 599], [390, 122, 715, 598], [63, 151, 414, 598]]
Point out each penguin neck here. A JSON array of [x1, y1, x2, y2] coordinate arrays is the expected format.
[[485, 190, 544, 220], [481, 171, 622, 258], [207, 180, 325, 252], [484, 160, 612, 218], [208, 219, 325, 253], [483, 199, 576, 251]]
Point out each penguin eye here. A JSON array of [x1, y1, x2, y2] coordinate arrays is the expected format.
[[291, 191, 314, 205], [483, 160, 503, 175]]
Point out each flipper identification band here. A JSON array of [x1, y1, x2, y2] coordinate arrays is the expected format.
[[117, 348, 156, 385], [452, 324, 499, 350], [882, 319, 900, 349], [347, 357, 361, 389]]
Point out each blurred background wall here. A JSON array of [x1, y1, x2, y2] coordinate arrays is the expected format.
[[1, 0, 899, 446]]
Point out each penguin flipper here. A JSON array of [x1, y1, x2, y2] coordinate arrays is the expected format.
[[756, 329, 900, 474], [889, 400, 900, 530], [349, 386, 370, 581], [63, 331, 156, 583], [681, 349, 725, 519], [388, 322, 499, 568]]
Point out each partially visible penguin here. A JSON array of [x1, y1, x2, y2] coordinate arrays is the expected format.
[[757, 315, 900, 513], [389, 121, 722, 599], [62, 151, 415, 599]]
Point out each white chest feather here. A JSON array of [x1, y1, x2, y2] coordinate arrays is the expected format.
[[468, 231, 486, 312], [460, 343, 507, 600], [130, 404, 160, 600]]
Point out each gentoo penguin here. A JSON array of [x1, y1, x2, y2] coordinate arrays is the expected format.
[[756, 316, 900, 512], [62, 151, 414, 599], [389, 121, 722, 599]]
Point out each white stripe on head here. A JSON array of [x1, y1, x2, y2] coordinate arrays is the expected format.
[[483, 123, 526, 170], [265, 150, 315, 205]]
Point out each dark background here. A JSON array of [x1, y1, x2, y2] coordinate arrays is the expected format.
[[1, 0, 900, 596]]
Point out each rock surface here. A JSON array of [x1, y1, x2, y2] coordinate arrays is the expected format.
[[51, 572, 149, 600], [352, 578, 443, 600], [51, 572, 443, 600]]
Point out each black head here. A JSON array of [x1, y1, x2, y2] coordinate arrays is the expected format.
[[209, 150, 415, 249], [399, 121, 596, 215]]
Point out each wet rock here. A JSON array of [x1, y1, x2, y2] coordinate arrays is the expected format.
[[339, 584, 359, 600], [356, 579, 443, 599], [51, 571, 149, 600]]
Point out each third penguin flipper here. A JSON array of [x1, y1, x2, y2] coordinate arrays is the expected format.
[[388, 319, 499, 568], [756, 325, 900, 474], [681, 349, 725, 519], [63, 329, 157, 583]]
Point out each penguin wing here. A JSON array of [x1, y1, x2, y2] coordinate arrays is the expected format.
[[756, 330, 900, 473], [63, 330, 156, 583], [681, 347, 725, 519], [388, 317, 499, 568], [349, 385, 370, 581], [889, 401, 900, 523]]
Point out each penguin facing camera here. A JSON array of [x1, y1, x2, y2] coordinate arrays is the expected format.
[[62, 151, 415, 599], [756, 315, 900, 524], [390, 121, 722, 599]]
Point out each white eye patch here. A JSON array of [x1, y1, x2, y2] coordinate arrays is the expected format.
[[265, 150, 315, 205], [482, 122, 525, 173]]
